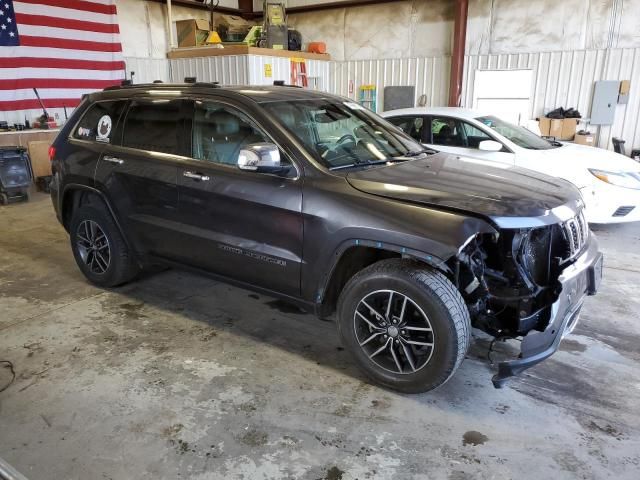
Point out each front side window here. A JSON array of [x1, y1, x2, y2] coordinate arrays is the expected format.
[[73, 100, 126, 143], [122, 100, 182, 155], [460, 122, 494, 149], [387, 116, 424, 142], [192, 101, 274, 166], [476, 115, 558, 150], [262, 99, 424, 170]]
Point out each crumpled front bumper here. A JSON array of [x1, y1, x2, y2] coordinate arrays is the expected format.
[[492, 234, 603, 388]]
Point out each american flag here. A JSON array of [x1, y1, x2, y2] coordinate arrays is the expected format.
[[0, 0, 124, 112]]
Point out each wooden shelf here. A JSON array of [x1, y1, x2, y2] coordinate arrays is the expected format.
[[167, 45, 330, 61]]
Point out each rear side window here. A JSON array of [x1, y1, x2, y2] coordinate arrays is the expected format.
[[387, 116, 424, 142], [122, 100, 182, 155], [73, 101, 126, 143]]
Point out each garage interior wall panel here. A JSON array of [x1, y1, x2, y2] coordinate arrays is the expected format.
[[170, 56, 250, 86], [326, 57, 451, 110], [462, 48, 640, 150], [124, 57, 171, 84]]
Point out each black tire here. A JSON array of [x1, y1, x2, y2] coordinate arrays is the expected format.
[[337, 259, 470, 393], [69, 203, 139, 287], [0, 193, 7, 205]]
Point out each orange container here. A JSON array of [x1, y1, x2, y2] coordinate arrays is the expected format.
[[307, 42, 327, 54]]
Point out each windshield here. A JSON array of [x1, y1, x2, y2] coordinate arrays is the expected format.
[[262, 99, 426, 170], [476, 115, 559, 150]]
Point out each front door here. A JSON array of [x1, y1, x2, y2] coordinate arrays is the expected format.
[[426, 116, 515, 165], [175, 99, 303, 296], [95, 98, 189, 258]]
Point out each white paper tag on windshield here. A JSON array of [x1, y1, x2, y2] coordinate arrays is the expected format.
[[343, 101, 365, 110]]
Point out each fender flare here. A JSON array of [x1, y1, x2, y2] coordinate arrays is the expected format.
[[315, 238, 454, 304], [61, 183, 132, 250]]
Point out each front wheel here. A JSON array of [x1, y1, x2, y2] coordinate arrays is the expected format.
[[337, 259, 471, 393]]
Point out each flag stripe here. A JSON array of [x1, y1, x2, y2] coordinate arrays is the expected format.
[[13, 1, 118, 24], [1, 87, 103, 101], [17, 23, 120, 43], [2, 46, 124, 61], [0, 97, 82, 111], [16, 0, 117, 15], [0, 78, 120, 90], [1, 66, 124, 80], [19, 35, 123, 52], [16, 13, 120, 34], [0, 57, 125, 70]]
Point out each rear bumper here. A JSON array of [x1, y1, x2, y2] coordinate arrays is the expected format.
[[492, 235, 602, 388]]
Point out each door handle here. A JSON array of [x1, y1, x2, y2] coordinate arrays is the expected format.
[[103, 155, 124, 165], [183, 171, 210, 181]]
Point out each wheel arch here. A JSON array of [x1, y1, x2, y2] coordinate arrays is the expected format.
[[315, 239, 455, 318], [60, 184, 131, 249]]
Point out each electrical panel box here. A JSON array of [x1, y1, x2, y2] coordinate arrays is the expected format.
[[590, 81, 619, 125]]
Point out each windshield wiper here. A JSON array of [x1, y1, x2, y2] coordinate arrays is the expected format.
[[329, 158, 408, 171], [396, 149, 436, 157]]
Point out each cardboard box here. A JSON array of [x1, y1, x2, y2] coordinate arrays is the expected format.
[[560, 118, 578, 140], [538, 117, 551, 136], [549, 119, 564, 138], [620, 80, 630, 95], [176, 19, 210, 48], [574, 133, 595, 146], [539, 117, 578, 140], [28, 140, 52, 178]]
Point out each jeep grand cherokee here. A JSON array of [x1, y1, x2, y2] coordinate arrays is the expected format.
[[49, 84, 603, 392]]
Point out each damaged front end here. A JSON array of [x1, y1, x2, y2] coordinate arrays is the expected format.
[[455, 210, 603, 387]]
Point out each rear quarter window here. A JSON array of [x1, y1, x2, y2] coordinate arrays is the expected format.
[[73, 100, 126, 144]]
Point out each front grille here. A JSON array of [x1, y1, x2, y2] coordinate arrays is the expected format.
[[562, 210, 588, 259], [613, 206, 635, 217]]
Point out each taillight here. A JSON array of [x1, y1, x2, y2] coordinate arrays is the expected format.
[[48, 145, 56, 162]]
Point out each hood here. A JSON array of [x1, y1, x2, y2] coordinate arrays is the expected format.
[[346, 153, 583, 228]]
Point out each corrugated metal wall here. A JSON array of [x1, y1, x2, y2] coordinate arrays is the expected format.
[[164, 48, 640, 151], [462, 48, 640, 150], [326, 57, 451, 109], [169, 55, 330, 88], [322, 48, 640, 151], [124, 56, 171, 84]]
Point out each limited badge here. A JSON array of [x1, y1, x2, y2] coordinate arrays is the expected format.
[[96, 115, 112, 142]]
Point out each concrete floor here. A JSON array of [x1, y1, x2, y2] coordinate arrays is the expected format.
[[1, 192, 639, 480]]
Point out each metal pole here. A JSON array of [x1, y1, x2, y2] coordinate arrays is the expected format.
[[448, 0, 468, 107], [167, 0, 175, 49]]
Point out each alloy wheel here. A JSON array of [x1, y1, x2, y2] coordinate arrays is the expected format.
[[354, 289, 435, 374], [76, 220, 111, 275]]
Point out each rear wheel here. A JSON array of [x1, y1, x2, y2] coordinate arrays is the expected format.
[[337, 259, 470, 393], [69, 203, 139, 287]]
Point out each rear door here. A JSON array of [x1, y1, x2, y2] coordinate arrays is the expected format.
[[94, 98, 188, 258], [385, 115, 428, 143], [174, 98, 304, 296]]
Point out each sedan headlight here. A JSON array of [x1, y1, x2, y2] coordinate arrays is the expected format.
[[589, 169, 640, 190]]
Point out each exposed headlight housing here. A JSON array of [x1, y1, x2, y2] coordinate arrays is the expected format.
[[589, 169, 640, 190]]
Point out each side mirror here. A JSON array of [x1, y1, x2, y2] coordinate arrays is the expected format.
[[478, 140, 503, 152], [237, 143, 289, 175]]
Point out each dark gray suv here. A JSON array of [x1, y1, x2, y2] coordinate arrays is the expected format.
[[49, 83, 603, 392]]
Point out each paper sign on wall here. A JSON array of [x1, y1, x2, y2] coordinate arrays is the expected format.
[[264, 64, 272, 78]]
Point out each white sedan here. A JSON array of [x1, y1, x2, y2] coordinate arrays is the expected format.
[[381, 107, 640, 224]]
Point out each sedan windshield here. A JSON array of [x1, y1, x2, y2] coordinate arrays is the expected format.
[[263, 99, 427, 170], [476, 115, 559, 150]]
